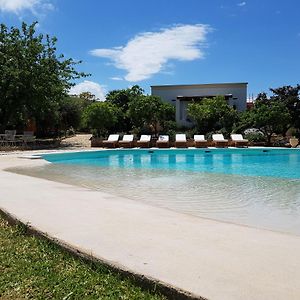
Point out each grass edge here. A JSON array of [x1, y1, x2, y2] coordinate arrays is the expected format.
[[0, 207, 205, 300]]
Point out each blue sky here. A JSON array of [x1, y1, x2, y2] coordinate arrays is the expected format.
[[0, 0, 299, 99]]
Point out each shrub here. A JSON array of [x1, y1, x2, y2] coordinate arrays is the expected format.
[[244, 132, 266, 142], [82, 102, 120, 137]]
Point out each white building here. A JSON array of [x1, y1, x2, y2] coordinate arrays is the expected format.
[[151, 82, 248, 127]]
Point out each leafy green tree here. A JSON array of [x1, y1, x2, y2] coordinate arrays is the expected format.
[[82, 102, 120, 136], [0, 22, 87, 135], [234, 109, 255, 133], [59, 97, 84, 135], [187, 96, 237, 134], [256, 92, 269, 102], [106, 85, 144, 132], [237, 99, 291, 145], [160, 102, 176, 122], [106, 85, 144, 110], [248, 99, 291, 145], [269, 85, 300, 129], [127, 95, 175, 135], [79, 92, 97, 102], [157, 102, 176, 133]]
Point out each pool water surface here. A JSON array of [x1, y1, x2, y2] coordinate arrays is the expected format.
[[43, 148, 300, 179], [11, 148, 300, 235]]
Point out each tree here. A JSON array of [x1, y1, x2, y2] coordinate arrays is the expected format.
[[59, 97, 83, 135], [238, 99, 291, 145], [106, 85, 144, 110], [187, 96, 238, 134], [0, 22, 87, 135], [269, 85, 300, 129], [79, 92, 97, 102], [127, 95, 175, 135], [106, 85, 144, 132], [82, 102, 120, 136]]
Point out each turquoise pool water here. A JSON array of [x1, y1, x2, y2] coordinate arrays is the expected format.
[[42, 148, 300, 179], [11, 148, 300, 235]]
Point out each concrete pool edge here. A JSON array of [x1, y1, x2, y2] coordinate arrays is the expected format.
[[1, 152, 300, 300], [0, 208, 202, 300]]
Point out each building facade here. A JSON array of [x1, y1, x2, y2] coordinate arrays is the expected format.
[[151, 82, 248, 127]]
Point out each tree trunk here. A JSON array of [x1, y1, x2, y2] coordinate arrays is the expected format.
[[267, 134, 272, 146]]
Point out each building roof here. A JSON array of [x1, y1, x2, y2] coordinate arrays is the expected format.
[[151, 82, 248, 89]]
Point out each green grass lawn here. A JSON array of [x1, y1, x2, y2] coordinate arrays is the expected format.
[[0, 217, 166, 300]]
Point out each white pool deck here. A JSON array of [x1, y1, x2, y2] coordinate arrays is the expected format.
[[1, 151, 300, 300]]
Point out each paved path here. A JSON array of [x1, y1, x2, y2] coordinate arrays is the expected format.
[[60, 134, 92, 148], [1, 154, 300, 300]]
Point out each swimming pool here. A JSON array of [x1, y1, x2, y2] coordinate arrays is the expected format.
[[12, 148, 300, 235], [42, 148, 300, 179]]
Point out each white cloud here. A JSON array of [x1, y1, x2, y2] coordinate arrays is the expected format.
[[0, 0, 53, 14], [69, 81, 106, 101], [110, 77, 123, 81], [237, 2, 246, 6], [90, 24, 211, 82]]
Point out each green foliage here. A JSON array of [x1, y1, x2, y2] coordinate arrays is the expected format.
[[159, 103, 176, 131], [82, 102, 120, 136], [287, 127, 300, 139], [160, 102, 176, 122], [235, 109, 255, 133], [187, 96, 238, 133], [61, 96, 94, 132], [165, 129, 176, 141], [127, 95, 160, 130], [59, 97, 83, 134], [252, 100, 291, 144], [0, 218, 165, 300], [106, 85, 144, 110], [244, 132, 266, 143], [162, 120, 177, 132], [269, 85, 300, 129], [79, 91, 97, 101], [0, 22, 87, 135], [238, 99, 291, 144], [106, 85, 144, 132], [185, 127, 199, 139], [127, 95, 175, 135]]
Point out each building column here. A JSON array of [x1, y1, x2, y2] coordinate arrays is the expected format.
[[176, 98, 181, 125]]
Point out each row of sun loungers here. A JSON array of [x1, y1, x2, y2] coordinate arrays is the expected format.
[[102, 134, 249, 148]]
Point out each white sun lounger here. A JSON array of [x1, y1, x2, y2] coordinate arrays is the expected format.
[[212, 134, 228, 147], [231, 134, 249, 147], [119, 134, 134, 148], [175, 134, 187, 148], [103, 134, 119, 148], [194, 135, 208, 148], [137, 135, 151, 148], [156, 135, 169, 148]]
